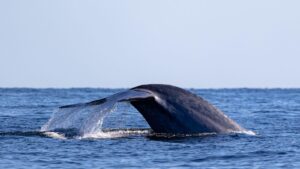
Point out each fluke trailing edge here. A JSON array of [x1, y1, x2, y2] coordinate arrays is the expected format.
[[60, 84, 244, 134]]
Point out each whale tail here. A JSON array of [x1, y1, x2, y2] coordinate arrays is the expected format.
[[45, 84, 245, 135]]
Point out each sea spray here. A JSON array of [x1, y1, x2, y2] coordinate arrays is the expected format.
[[41, 101, 116, 136]]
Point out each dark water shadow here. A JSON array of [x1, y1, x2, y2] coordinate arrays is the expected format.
[[146, 132, 257, 143], [146, 132, 218, 143], [0, 131, 49, 138]]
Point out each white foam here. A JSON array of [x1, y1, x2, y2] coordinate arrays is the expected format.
[[78, 129, 150, 139], [233, 130, 256, 136], [43, 132, 67, 140]]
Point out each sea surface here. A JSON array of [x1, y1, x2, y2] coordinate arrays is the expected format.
[[0, 88, 299, 169]]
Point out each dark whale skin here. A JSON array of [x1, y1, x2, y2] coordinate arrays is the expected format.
[[131, 84, 243, 134]]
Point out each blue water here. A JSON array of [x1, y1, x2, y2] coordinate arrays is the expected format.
[[0, 88, 299, 168]]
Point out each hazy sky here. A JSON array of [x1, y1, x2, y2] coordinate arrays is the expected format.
[[0, 1, 299, 88]]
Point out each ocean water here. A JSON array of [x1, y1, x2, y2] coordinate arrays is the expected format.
[[0, 88, 299, 169]]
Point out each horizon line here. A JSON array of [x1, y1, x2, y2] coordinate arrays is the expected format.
[[1, 86, 300, 90]]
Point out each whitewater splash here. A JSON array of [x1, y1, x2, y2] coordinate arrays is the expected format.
[[41, 129, 151, 140], [41, 100, 116, 137]]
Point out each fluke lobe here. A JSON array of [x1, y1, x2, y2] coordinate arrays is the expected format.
[[61, 84, 244, 134]]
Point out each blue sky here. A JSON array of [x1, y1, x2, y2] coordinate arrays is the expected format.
[[0, 1, 299, 88]]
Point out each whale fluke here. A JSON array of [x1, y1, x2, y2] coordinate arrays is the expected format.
[[59, 84, 244, 134]]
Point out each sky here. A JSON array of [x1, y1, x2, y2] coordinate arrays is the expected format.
[[0, 0, 299, 88]]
